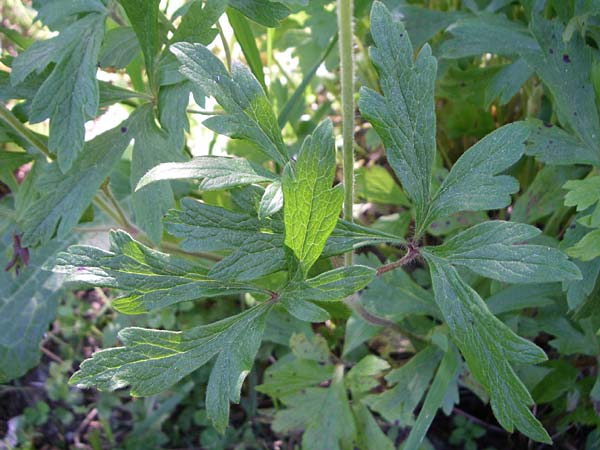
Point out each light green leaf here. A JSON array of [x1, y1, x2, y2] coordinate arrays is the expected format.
[[425, 122, 527, 230], [425, 257, 551, 443], [51, 230, 265, 314], [358, 1, 436, 227], [403, 347, 460, 450], [525, 15, 600, 156], [290, 333, 331, 363], [23, 13, 105, 172], [256, 355, 333, 399], [129, 104, 183, 243], [346, 355, 390, 397], [137, 156, 276, 191], [21, 123, 131, 247], [70, 302, 272, 433], [355, 165, 410, 206], [119, 0, 161, 85], [366, 346, 442, 424], [563, 176, 600, 212], [171, 42, 288, 165], [282, 119, 343, 274], [523, 119, 600, 166], [272, 366, 357, 450], [258, 181, 283, 219], [567, 229, 600, 261], [0, 235, 75, 382], [425, 221, 581, 283], [228, 0, 290, 27], [352, 402, 395, 450], [440, 13, 539, 58], [226, 7, 266, 90]]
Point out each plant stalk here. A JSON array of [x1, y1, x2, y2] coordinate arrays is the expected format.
[[337, 0, 355, 266], [0, 103, 54, 159]]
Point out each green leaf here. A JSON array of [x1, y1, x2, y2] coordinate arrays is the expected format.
[[525, 14, 600, 156], [272, 365, 357, 450], [425, 257, 551, 443], [486, 284, 558, 315], [228, 0, 290, 27], [15, 13, 105, 171], [256, 355, 333, 399], [440, 13, 539, 59], [366, 346, 442, 424], [119, 0, 161, 86], [290, 333, 331, 363], [425, 221, 582, 283], [358, 1, 436, 227], [564, 176, 600, 212], [258, 181, 283, 219], [345, 355, 390, 398], [165, 199, 399, 281], [567, 229, 600, 261], [21, 122, 131, 247], [171, 0, 225, 45], [512, 166, 587, 224], [403, 347, 460, 450], [355, 165, 410, 206], [98, 27, 140, 69], [485, 58, 533, 108], [523, 119, 600, 166], [171, 42, 288, 165], [279, 265, 376, 322], [226, 7, 266, 91], [51, 230, 266, 314], [70, 302, 272, 433], [425, 122, 528, 230], [137, 156, 276, 191], [129, 104, 183, 243], [352, 403, 395, 450], [282, 119, 343, 274], [0, 235, 76, 382]]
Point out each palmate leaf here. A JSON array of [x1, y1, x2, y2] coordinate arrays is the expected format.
[[425, 257, 551, 443], [70, 301, 273, 433], [171, 42, 288, 166], [283, 119, 343, 274], [424, 221, 582, 284], [358, 1, 436, 228], [51, 230, 267, 314], [11, 11, 106, 172]]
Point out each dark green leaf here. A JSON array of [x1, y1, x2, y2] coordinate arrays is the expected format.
[[358, 2, 436, 227], [51, 230, 266, 314], [70, 302, 272, 433], [426, 257, 550, 443], [228, 0, 290, 27]]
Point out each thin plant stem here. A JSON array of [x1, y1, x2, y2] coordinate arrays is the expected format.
[[337, 0, 355, 266], [217, 19, 232, 72], [0, 103, 53, 159], [101, 183, 135, 231], [376, 244, 419, 276]]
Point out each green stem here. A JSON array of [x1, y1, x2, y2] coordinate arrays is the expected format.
[[337, 0, 355, 266], [217, 20, 232, 72], [0, 103, 54, 159]]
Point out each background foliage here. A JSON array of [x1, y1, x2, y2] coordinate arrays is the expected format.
[[1, 0, 600, 449]]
